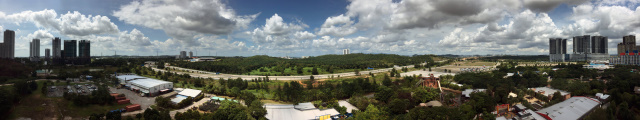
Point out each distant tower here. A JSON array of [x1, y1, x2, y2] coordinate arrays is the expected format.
[[79, 40, 90, 64], [52, 37, 61, 58], [189, 51, 193, 58], [45, 48, 50, 62], [0, 30, 15, 59], [30, 39, 40, 62], [64, 40, 77, 58], [549, 38, 566, 62], [343, 49, 350, 55]]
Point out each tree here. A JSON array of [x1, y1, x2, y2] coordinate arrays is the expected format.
[[213, 100, 253, 120], [388, 98, 410, 114], [382, 74, 392, 87], [335, 106, 347, 115], [355, 69, 360, 76], [296, 66, 303, 74], [249, 100, 267, 119], [412, 88, 438, 103], [312, 67, 319, 75], [428, 67, 431, 72], [375, 86, 393, 103], [353, 104, 388, 120]]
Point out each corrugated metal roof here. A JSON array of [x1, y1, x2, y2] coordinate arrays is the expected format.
[[536, 97, 600, 120], [128, 78, 172, 89]]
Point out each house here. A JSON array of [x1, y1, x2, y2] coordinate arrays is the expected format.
[[536, 97, 601, 120], [418, 74, 440, 88]]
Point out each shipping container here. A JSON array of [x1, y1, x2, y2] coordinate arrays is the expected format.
[[125, 104, 141, 112], [117, 99, 130, 104]]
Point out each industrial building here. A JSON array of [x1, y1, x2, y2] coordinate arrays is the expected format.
[[536, 97, 600, 120], [30, 39, 40, 62], [0, 30, 15, 59], [116, 74, 173, 96], [549, 38, 568, 62]]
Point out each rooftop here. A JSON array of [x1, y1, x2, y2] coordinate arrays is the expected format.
[[461, 89, 486, 98], [530, 87, 570, 97], [265, 104, 339, 120], [128, 78, 172, 89], [178, 88, 202, 98], [536, 97, 600, 120]]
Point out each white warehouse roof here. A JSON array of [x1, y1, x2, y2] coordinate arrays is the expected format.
[[128, 78, 172, 90], [178, 88, 202, 98], [536, 97, 600, 120]]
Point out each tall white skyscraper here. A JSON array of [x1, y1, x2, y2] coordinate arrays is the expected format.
[[30, 39, 40, 62], [343, 49, 350, 55]]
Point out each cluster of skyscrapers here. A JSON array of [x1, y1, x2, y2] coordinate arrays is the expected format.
[[549, 35, 609, 62], [343, 49, 350, 55], [0, 29, 90, 64]]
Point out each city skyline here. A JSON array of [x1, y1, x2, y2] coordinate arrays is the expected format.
[[1, 0, 640, 57]]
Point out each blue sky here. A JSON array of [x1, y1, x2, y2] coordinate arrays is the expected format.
[[0, 0, 639, 57]]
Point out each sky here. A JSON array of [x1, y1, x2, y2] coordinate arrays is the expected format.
[[1, 0, 640, 57]]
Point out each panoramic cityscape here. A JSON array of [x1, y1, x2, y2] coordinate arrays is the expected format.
[[1, 0, 640, 120]]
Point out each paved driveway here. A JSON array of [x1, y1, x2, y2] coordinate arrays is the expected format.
[[109, 87, 155, 111]]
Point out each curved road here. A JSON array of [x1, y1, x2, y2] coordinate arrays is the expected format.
[[151, 65, 416, 80]]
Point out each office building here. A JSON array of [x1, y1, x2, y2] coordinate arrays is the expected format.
[[343, 49, 350, 55], [549, 38, 568, 62], [52, 37, 61, 58], [178, 51, 187, 59], [30, 39, 40, 62], [79, 40, 90, 57], [45, 48, 50, 61], [189, 51, 193, 58], [0, 30, 15, 59], [570, 35, 609, 61], [64, 40, 77, 58], [78, 40, 90, 64]]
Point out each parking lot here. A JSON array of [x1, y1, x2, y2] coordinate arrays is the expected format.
[[47, 84, 98, 97], [109, 87, 155, 110]]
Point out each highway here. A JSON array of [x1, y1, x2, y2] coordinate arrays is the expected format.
[[150, 65, 416, 80]]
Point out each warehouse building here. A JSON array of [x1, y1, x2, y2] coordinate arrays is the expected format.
[[116, 74, 173, 96], [536, 97, 601, 120]]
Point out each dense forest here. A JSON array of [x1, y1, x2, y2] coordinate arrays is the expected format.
[[170, 54, 436, 74]]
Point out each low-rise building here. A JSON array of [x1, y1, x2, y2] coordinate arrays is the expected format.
[[529, 87, 571, 100], [536, 97, 601, 120], [116, 74, 173, 96]]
